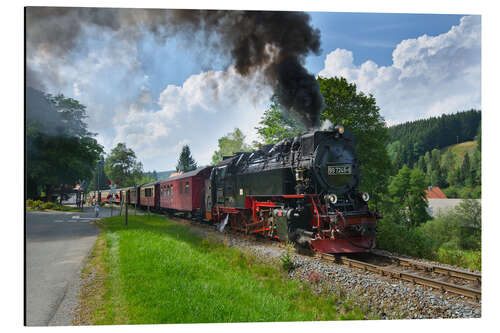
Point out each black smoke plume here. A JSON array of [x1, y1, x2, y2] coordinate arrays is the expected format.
[[26, 7, 324, 129]]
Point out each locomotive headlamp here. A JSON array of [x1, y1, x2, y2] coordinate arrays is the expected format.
[[335, 125, 345, 134], [362, 192, 370, 202], [329, 194, 338, 204]]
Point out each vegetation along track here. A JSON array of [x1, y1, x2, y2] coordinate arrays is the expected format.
[[315, 252, 481, 301], [151, 213, 482, 302]]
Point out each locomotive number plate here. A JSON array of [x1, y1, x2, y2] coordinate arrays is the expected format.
[[328, 165, 352, 175]]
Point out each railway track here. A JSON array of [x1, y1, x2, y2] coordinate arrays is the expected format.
[[315, 252, 481, 301]]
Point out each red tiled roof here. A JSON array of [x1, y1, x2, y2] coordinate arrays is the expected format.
[[425, 186, 447, 199]]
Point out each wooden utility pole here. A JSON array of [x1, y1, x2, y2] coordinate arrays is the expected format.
[[119, 196, 123, 216], [125, 204, 128, 226]]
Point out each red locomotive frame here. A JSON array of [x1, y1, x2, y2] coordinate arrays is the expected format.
[[210, 193, 376, 253]]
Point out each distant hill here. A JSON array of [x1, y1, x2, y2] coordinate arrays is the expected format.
[[387, 109, 481, 168]]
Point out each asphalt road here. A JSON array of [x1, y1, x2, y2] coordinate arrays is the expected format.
[[25, 206, 113, 326]]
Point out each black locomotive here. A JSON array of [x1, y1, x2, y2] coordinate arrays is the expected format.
[[210, 126, 378, 253]]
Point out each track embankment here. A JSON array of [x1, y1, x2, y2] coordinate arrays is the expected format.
[[175, 217, 481, 319]]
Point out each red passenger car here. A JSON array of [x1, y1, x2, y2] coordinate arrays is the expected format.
[[159, 167, 212, 216]]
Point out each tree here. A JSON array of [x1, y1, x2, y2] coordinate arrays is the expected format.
[[471, 149, 481, 187], [317, 76, 392, 206], [476, 123, 481, 151], [455, 199, 481, 230], [104, 143, 144, 187], [88, 156, 108, 191], [211, 128, 252, 165], [385, 165, 431, 227], [26, 88, 103, 200], [386, 140, 402, 169], [429, 149, 446, 187], [416, 155, 426, 173], [176, 145, 197, 172], [461, 152, 472, 187], [442, 150, 455, 171], [255, 96, 306, 144]]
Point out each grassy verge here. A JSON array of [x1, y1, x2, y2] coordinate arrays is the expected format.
[[77, 214, 373, 324]]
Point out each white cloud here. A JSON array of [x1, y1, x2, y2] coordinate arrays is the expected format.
[[27, 23, 274, 171], [112, 66, 273, 170], [318, 15, 481, 124]]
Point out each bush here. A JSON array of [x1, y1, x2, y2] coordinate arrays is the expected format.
[[33, 200, 44, 210], [376, 215, 434, 259], [41, 201, 55, 210], [418, 213, 462, 250], [458, 186, 474, 199], [26, 199, 34, 208], [472, 186, 481, 198], [435, 248, 481, 271], [442, 186, 459, 198]]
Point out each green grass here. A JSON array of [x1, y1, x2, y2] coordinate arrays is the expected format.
[[88, 214, 372, 324], [441, 140, 478, 164]]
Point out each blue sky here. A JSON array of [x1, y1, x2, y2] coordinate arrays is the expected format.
[[306, 12, 463, 70], [26, 10, 481, 172]]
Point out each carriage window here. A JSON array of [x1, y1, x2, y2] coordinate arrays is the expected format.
[[145, 188, 152, 197], [185, 181, 189, 195]]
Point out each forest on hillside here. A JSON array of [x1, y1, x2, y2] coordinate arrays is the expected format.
[[387, 109, 481, 168], [387, 110, 481, 199]]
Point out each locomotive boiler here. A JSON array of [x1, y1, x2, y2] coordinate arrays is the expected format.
[[209, 126, 379, 253]]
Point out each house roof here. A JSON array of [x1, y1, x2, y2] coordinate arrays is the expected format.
[[425, 186, 447, 199]]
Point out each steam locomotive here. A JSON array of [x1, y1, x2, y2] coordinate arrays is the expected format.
[[91, 126, 379, 253]]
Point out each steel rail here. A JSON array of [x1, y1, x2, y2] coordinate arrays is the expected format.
[[382, 254, 482, 284], [316, 253, 481, 301]]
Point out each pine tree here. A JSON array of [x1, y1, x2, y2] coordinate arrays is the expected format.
[[176, 145, 197, 172], [417, 155, 425, 172], [462, 152, 473, 187], [472, 150, 481, 186]]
